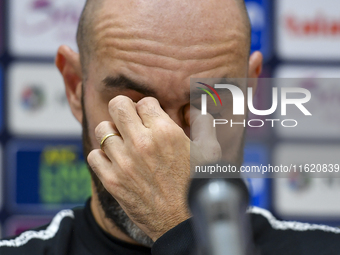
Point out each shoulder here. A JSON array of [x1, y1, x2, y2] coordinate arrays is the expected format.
[[249, 206, 340, 233], [249, 206, 340, 255], [0, 209, 76, 255]]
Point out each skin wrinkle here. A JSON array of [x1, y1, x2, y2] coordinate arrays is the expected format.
[[117, 107, 134, 124], [122, 26, 242, 47], [142, 106, 161, 119], [96, 37, 243, 62], [93, 25, 242, 48], [92, 14, 246, 58], [93, 27, 247, 76], [96, 47, 244, 74]]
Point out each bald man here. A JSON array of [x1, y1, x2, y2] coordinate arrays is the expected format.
[[2, 0, 340, 254]]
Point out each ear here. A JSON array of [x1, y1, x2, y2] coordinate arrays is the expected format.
[[247, 51, 263, 97], [55, 45, 83, 124]]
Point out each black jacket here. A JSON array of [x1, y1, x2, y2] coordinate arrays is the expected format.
[[1, 199, 340, 255]]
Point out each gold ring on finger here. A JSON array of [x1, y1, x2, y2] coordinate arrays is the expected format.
[[100, 133, 121, 151]]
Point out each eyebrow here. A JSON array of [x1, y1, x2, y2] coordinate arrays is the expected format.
[[102, 75, 157, 97]]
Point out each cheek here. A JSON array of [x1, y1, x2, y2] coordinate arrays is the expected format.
[[84, 87, 112, 149]]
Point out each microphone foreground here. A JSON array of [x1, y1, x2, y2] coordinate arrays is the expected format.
[[188, 162, 256, 255]]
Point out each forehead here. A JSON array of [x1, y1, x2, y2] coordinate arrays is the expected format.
[[87, 0, 249, 101], [93, 0, 246, 41]]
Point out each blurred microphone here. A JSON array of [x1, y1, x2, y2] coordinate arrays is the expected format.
[[188, 162, 255, 255]]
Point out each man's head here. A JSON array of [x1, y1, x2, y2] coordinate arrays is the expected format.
[[56, 0, 262, 247]]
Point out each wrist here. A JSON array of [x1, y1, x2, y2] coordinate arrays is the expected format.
[[151, 211, 191, 241]]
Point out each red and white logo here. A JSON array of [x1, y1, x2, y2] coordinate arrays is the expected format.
[[276, 0, 340, 60], [285, 14, 340, 37]]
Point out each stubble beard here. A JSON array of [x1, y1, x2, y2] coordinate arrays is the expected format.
[[81, 96, 154, 248]]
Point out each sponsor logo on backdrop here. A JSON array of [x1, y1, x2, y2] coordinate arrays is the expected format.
[[7, 141, 91, 212], [274, 66, 340, 139], [299, 79, 340, 125], [286, 14, 340, 37], [274, 144, 340, 217], [10, 0, 86, 56], [288, 170, 311, 192], [287, 172, 340, 193], [8, 63, 81, 136], [39, 146, 91, 204], [277, 0, 340, 60], [21, 85, 68, 112], [19, 0, 81, 40], [21, 86, 45, 111]]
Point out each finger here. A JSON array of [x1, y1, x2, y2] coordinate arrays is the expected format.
[[185, 105, 217, 142], [95, 121, 124, 159], [185, 105, 221, 161], [108, 96, 146, 140], [87, 149, 112, 179], [135, 97, 170, 128], [87, 149, 121, 195]]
